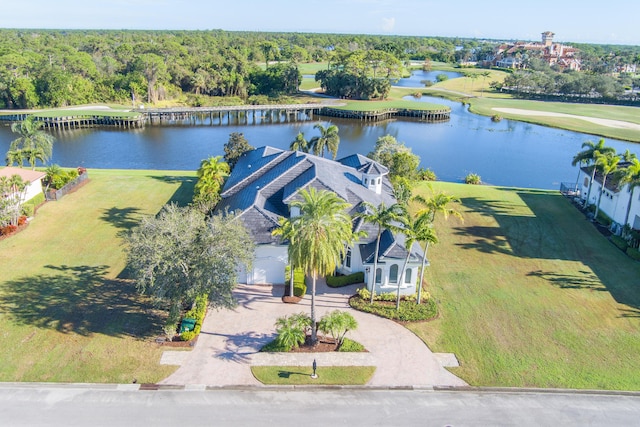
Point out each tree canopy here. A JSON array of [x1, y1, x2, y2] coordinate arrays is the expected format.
[[126, 204, 254, 328]]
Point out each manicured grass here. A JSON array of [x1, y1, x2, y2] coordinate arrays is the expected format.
[[0, 169, 196, 383], [251, 366, 375, 385], [298, 62, 329, 74], [407, 181, 640, 390], [468, 97, 640, 142], [299, 77, 320, 91]]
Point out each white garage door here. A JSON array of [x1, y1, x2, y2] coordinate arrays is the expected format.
[[247, 246, 287, 285]]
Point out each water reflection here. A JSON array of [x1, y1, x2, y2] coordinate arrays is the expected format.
[[0, 100, 638, 189]]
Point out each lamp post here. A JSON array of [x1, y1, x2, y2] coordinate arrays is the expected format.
[[311, 359, 318, 379]]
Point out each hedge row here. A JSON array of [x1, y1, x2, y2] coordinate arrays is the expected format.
[[626, 248, 640, 261], [326, 272, 364, 288], [180, 295, 208, 341], [22, 192, 45, 217], [610, 235, 628, 251]]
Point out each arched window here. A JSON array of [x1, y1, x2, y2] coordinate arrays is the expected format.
[[389, 264, 398, 283], [404, 268, 412, 284], [375, 268, 382, 284]]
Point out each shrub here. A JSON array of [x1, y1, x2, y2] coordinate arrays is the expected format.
[[180, 295, 208, 341], [491, 114, 502, 122], [326, 272, 364, 287], [318, 310, 358, 345], [626, 248, 640, 261], [21, 204, 35, 218], [260, 338, 291, 352], [417, 168, 437, 181], [17, 216, 27, 226], [436, 73, 449, 82], [0, 224, 17, 236], [595, 210, 612, 227], [338, 338, 365, 352], [350, 293, 437, 322], [465, 173, 481, 185], [610, 235, 628, 251], [285, 265, 307, 297]]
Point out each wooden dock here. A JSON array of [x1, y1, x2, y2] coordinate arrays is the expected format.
[[317, 107, 450, 122], [0, 113, 145, 129], [138, 104, 321, 126], [0, 102, 450, 129]]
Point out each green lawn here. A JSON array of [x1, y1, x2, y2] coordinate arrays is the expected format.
[[0, 169, 196, 383], [408, 181, 640, 390], [251, 366, 375, 385]]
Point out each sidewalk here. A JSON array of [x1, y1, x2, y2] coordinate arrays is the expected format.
[[160, 280, 467, 387]]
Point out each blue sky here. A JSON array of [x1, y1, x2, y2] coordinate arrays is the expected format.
[[2, 0, 639, 46]]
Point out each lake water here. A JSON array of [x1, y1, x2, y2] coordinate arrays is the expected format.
[[393, 70, 463, 88], [0, 96, 638, 190]]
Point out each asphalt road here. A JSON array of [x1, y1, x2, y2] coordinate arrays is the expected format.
[[1, 384, 639, 426]]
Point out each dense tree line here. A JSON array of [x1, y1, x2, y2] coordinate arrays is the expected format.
[[0, 29, 464, 109]]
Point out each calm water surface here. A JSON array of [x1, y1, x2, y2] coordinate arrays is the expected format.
[[0, 96, 638, 190]]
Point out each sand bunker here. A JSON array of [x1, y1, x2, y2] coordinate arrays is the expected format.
[[492, 108, 640, 131]]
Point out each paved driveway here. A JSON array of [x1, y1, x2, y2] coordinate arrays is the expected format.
[[160, 280, 467, 387]]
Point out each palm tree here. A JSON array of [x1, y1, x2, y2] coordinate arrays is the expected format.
[[309, 123, 340, 159], [272, 217, 297, 299], [572, 139, 615, 205], [593, 152, 621, 220], [284, 188, 358, 345], [414, 214, 438, 305], [413, 190, 463, 223], [395, 213, 419, 310], [194, 156, 230, 205], [9, 116, 55, 169], [5, 150, 24, 167], [356, 201, 406, 303], [480, 71, 491, 96], [289, 132, 309, 153], [619, 158, 640, 230]]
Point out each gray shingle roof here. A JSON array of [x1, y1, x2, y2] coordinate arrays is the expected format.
[[216, 146, 423, 263]]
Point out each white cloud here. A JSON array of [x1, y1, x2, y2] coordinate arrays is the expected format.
[[381, 17, 395, 32]]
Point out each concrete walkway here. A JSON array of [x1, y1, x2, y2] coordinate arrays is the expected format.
[[160, 280, 467, 387]]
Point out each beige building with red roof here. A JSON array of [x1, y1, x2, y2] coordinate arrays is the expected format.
[[0, 167, 46, 202]]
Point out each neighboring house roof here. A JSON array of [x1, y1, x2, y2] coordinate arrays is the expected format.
[[217, 146, 422, 262], [0, 167, 46, 183], [581, 163, 632, 193]]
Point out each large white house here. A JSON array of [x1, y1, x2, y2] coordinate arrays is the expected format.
[[577, 163, 640, 233], [216, 146, 424, 295]]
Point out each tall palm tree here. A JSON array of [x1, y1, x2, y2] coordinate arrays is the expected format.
[[618, 158, 640, 230], [194, 156, 230, 205], [9, 116, 55, 169], [414, 213, 438, 305], [395, 213, 420, 310], [356, 201, 406, 303], [289, 132, 309, 153], [309, 123, 340, 159], [593, 152, 621, 220], [284, 188, 358, 344], [572, 139, 615, 205]]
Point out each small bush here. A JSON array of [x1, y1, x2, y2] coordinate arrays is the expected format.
[[338, 338, 365, 352], [180, 330, 196, 341], [610, 235, 628, 251], [285, 265, 307, 296], [595, 210, 612, 227], [260, 339, 291, 352], [465, 173, 481, 185], [326, 272, 364, 287], [626, 248, 640, 261], [17, 216, 27, 226], [417, 167, 437, 181], [0, 224, 17, 236], [21, 204, 35, 218], [436, 73, 449, 82], [491, 114, 502, 122]]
